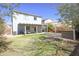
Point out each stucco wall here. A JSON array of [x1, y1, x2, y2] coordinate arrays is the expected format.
[[13, 12, 42, 24]]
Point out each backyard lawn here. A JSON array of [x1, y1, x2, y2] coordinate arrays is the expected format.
[[0, 33, 79, 56]]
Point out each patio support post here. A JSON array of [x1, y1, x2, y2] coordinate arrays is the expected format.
[[41, 25, 42, 32], [30, 25, 31, 33], [24, 25, 26, 34], [16, 25, 18, 34], [36, 26, 38, 33]]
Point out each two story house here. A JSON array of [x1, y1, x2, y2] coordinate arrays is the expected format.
[[12, 11, 47, 35]]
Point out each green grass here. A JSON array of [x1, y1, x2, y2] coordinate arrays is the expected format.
[[0, 33, 78, 56]]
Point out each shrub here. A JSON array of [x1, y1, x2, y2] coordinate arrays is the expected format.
[[0, 36, 11, 53], [0, 17, 11, 53], [0, 18, 5, 35]]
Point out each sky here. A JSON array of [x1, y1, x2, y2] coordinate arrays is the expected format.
[[4, 3, 61, 25]]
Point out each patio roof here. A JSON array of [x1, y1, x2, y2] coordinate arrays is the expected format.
[[18, 23, 47, 26]]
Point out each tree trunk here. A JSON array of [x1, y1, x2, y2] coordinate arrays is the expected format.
[[10, 9, 13, 35], [72, 26, 76, 40]]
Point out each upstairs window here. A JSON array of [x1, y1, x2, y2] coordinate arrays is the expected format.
[[34, 17, 37, 20]]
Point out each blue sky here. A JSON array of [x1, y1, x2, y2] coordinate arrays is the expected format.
[[5, 3, 61, 25]]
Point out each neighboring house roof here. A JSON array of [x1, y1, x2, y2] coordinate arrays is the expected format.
[[44, 19, 58, 24], [13, 10, 42, 18], [44, 19, 53, 24]]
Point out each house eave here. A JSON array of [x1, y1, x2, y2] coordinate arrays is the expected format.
[[13, 10, 42, 18]]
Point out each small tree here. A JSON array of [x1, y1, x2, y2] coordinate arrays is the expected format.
[[0, 3, 20, 35], [58, 4, 79, 40]]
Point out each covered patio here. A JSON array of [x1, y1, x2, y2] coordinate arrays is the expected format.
[[18, 24, 47, 34]]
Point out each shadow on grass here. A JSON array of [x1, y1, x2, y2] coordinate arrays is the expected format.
[[38, 36, 78, 56], [70, 43, 79, 56]]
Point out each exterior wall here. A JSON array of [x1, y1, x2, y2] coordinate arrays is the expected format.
[[13, 12, 42, 34], [38, 25, 42, 32], [13, 12, 42, 24], [13, 18, 18, 34]]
